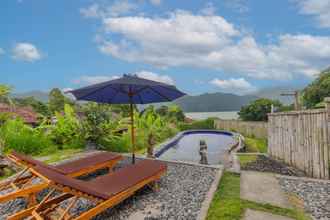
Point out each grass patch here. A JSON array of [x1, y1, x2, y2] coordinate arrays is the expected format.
[[37, 148, 83, 164], [244, 137, 267, 153], [238, 155, 257, 167], [207, 172, 310, 220]]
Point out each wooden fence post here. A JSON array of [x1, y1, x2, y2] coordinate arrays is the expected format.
[[325, 97, 330, 179], [325, 97, 330, 116]]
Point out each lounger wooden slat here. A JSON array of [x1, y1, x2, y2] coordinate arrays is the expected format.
[[0, 151, 123, 204], [8, 159, 167, 220]]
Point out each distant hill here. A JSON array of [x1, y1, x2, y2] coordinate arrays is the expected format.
[[12, 90, 49, 102], [11, 87, 305, 112], [250, 86, 304, 105], [173, 92, 258, 112]]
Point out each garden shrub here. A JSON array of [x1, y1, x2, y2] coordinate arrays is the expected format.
[[50, 104, 86, 149], [178, 118, 215, 131], [0, 118, 54, 155]]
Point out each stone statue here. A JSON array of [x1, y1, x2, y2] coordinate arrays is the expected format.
[[199, 140, 208, 165]]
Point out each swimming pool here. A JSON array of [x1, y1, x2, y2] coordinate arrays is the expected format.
[[155, 130, 237, 165]]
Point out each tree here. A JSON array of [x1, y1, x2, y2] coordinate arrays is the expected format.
[[14, 97, 50, 116], [0, 84, 13, 105], [48, 88, 65, 113], [168, 105, 185, 122], [238, 98, 282, 121], [303, 68, 330, 108], [156, 105, 185, 122]]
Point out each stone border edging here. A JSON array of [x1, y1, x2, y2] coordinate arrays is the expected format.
[[275, 173, 330, 184], [235, 152, 268, 156], [197, 165, 224, 220], [128, 153, 223, 169]]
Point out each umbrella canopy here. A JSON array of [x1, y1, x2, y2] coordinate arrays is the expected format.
[[68, 74, 186, 163]]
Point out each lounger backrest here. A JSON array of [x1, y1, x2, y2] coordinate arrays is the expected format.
[[11, 151, 63, 173], [11, 151, 45, 167]]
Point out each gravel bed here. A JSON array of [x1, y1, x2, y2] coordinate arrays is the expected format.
[[241, 155, 306, 177], [279, 177, 330, 220], [0, 157, 218, 220]]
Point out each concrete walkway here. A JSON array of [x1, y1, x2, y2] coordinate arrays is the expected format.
[[243, 209, 294, 220], [240, 171, 292, 209]]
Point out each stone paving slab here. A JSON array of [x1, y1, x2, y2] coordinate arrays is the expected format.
[[240, 171, 292, 209], [243, 209, 294, 220]]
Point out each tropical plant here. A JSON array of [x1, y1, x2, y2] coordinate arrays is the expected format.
[[303, 67, 330, 108], [48, 88, 73, 113], [238, 98, 282, 121], [0, 84, 13, 105], [81, 102, 118, 143], [50, 104, 85, 149], [99, 106, 177, 153], [0, 118, 55, 155], [156, 105, 185, 122]]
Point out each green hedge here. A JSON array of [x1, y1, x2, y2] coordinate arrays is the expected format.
[[178, 118, 215, 131]]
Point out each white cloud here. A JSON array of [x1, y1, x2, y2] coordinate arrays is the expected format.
[[210, 78, 257, 94], [0, 48, 4, 55], [149, 0, 161, 6], [12, 43, 42, 62], [136, 71, 174, 84], [100, 10, 240, 67], [96, 10, 330, 80], [297, 0, 330, 28], [80, 0, 137, 18]]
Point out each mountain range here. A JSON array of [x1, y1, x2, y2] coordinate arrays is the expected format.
[[12, 86, 301, 112]]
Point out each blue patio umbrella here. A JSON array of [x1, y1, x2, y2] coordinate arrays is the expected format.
[[68, 74, 186, 163]]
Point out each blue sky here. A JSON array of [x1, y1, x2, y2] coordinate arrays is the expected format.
[[1, 0, 330, 95]]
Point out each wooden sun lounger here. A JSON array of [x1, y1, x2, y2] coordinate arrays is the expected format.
[[8, 159, 167, 220], [0, 151, 123, 204]]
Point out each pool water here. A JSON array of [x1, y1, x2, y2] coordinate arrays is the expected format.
[[157, 132, 236, 165]]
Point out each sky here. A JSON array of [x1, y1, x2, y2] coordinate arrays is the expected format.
[[1, 0, 330, 95]]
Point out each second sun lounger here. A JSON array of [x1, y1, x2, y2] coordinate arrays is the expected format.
[[8, 159, 167, 220]]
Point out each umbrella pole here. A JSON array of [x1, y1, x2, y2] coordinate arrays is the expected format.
[[130, 101, 135, 164]]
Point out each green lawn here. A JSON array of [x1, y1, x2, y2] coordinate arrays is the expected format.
[[244, 137, 267, 153], [37, 148, 84, 164], [238, 155, 257, 167], [207, 172, 310, 220]]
